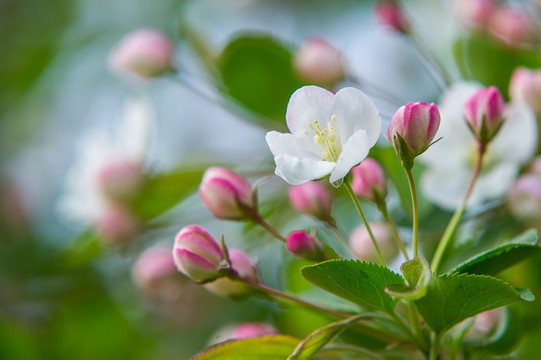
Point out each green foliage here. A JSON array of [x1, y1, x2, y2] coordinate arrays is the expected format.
[[385, 255, 431, 301], [453, 33, 541, 98], [450, 229, 541, 276], [301, 260, 404, 314], [414, 273, 527, 334], [190, 336, 300, 360], [217, 34, 305, 129]]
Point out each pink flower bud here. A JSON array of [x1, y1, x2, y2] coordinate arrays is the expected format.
[[288, 181, 332, 222], [96, 159, 144, 204], [109, 28, 174, 80], [507, 174, 541, 223], [95, 205, 142, 245], [349, 223, 397, 263], [387, 102, 441, 167], [509, 67, 541, 114], [173, 225, 225, 283], [286, 230, 324, 260], [468, 308, 502, 339], [199, 167, 256, 220], [293, 38, 344, 87], [232, 323, 278, 339], [463, 86, 505, 145], [374, 0, 411, 34], [454, 0, 495, 31], [488, 6, 535, 47], [132, 246, 178, 294], [350, 158, 387, 202], [204, 248, 257, 298]]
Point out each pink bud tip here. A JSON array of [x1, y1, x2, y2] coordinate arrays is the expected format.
[[173, 225, 224, 282], [350, 158, 387, 202], [199, 167, 256, 220], [109, 28, 174, 80], [463, 86, 505, 144], [286, 230, 322, 259], [288, 181, 332, 222], [374, 0, 411, 34], [293, 38, 344, 86]]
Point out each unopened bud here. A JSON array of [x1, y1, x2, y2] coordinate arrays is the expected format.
[[204, 248, 257, 298], [374, 0, 411, 34], [387, 102, 441, 168], [507, 174, 541, 223], [293, 38, 344, 87], [286, 230, 324, 260], [109, 28, 174, 80], [509, 67, 541, 114], [199, 167, 257, 221], [468, 308, 503, 339], [349, 223, 397, 262], [288, 181, 332, 222], [96, 159, 144, 204], [132, 246, 178, 295], [454, 0, 495, 31], [209, 322, 278, 345], [350, 158, 387, 202], [172, 225, 225, 283], [95, 205, 142, 245], [463, 86, 505, 145], [488, 6, 535, 47]]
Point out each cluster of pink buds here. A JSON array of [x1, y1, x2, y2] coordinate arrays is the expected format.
[[463, 86, 506, 146], [109, 28, 175, 80], [387, 101, 441, 168], [293, 38, 344, 88]]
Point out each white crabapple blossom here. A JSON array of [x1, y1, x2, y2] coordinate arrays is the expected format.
[[265, 86, 381, 185], [419, 82, 537, 210]]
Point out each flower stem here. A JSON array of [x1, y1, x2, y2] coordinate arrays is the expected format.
[[431, 145, 485, 272], [429, 332, 442, 360], [252, 214, 287, 243], [377, 200, 409, 260], [405, 168, 419, 258], [343, 180, 386, 266]]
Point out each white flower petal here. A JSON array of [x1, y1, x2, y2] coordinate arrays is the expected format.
[[420, 165, 472, 210], [286, 86, 334, 135], [273, 155, 335, 185], [332, 87, 381, 147], [330, 129, 370, 183], [265, 131, 320, 160], [470, 162, 519, 206]]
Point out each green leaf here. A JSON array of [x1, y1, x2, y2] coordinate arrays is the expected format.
[[450, 229, 541, 276], [218, 33, 305, 128], [385, 255, 431, 301], [287, 314, 371, 360], [453, 33, 541, 98], [414, 273, 525, 334], [301, 260, 404, 313], [190, 336, 299, 360], [131, 167, 204, 220]]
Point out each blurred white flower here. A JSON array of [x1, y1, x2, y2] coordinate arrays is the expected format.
[[57, 95, 154, 226], [419, 82, 537, 210]]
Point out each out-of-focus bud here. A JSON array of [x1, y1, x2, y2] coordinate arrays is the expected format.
[[172, 225, 225, 283], [209, 322, 278, 345], [454, 0, 495, 31], [204, 248, 257, 298], [350, 158, 387, 202], [374, 0, 411, 34], [463, 86, 505, 145], [95, 205, 142, 245], [288, 181, 333, 223], [387, 102, 441, 168], [199, 167, 257, 221], [529, 156, 541, 176], [468, 308, 503, 339], [286, 230, 324, 260], [349, 222, 397, 263], [293, 38, 344, 87], [507, 174, 541, 223], [96, 159, 144, 204], [132, 246, 178, 295], [109, 28, 174, 80], [509, 67, 541, 114], [488, 6, 535, 47]]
